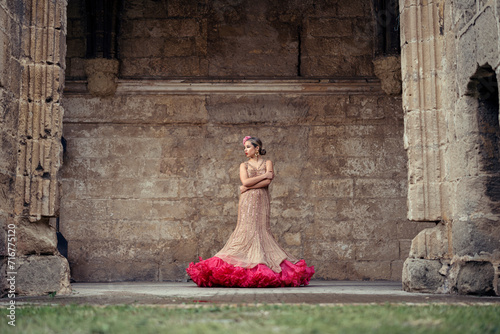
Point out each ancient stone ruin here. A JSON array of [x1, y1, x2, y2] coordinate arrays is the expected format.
[[0, 0, 498, 296]]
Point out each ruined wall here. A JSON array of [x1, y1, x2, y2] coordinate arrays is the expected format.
[[66, 0, 374, 79], [61, 83, 424, 282], [402, 0, 500, 295], [1, 0, 71, 296], [60, 0, 424, 282], [0, 1, 23, 258]]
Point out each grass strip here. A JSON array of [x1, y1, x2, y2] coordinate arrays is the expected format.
[[1, 303, 499, 334]]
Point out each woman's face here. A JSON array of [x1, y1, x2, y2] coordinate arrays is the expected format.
[[244, 141, 258, 158]]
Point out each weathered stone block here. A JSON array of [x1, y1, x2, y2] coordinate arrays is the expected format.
[[84, 58, 119, 97], [313, 261, 353, 280], [306, 18, 353, 37], [409, 223, 449, 260], [301, 55, 355, 77], [456, 25, 477, 97], [304, 220, 352, 241], [475, 7, 498, 68], [373, 56, 402, 95], [302, 37, 342, 57], [452, 218, 500, 257], [353, 261, 391, 280], [355, 179, 403, 198], [167, 0, 207, 17], [60, 199, 108, 223], [338, 0, 371, 17], [457, 261, 496, 295], [304, 240, 355, 262], [151, 200, 196, 220], [108, 199, 153, 221], [402, 258, 445, 293], [390, 260, 404, 281], [14, 255, 71, 295], [17, 218, 58, 255], [122, 19, 199, 38], [311, 179, 353, 198], [352, 220, 397, 241], [72, 258, 158, 282], [355, 239, 399, 261], [397, 221, 437, 240], [284, 232, 301, 246], [306, 96, 347, 122]]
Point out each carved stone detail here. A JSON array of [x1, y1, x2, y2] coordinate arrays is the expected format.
[[15, 0, 66, 223], [84, 58, 120, 97], [4, 0, 72, 296], [400, 0, 446, 221], [373, 56, 402, 95]]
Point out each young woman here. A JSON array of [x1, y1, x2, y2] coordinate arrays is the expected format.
[[186, 136, 315, 287]]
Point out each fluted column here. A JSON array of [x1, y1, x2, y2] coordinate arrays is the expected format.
[[15, 0, 66, 222], [5, 0, 71, 296], [400, 0, 446, 221]]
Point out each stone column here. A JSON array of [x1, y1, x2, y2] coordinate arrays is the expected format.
[[1, 0, 71, 296], [399, 0, 451, 293]]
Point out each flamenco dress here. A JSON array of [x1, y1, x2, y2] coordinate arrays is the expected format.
[[186, 160, 315, 287]]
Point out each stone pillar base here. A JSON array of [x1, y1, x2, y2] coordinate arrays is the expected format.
[[402, 224, 499, 296], [2, 254, 71, 296]]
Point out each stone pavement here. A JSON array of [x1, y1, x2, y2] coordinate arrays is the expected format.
[[3, 281, 500, 306]]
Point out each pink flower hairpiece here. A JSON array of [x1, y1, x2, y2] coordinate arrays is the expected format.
[[242, 136, 252, 145]]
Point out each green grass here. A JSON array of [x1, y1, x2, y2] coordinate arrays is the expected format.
[[2, 303, 500, 334]]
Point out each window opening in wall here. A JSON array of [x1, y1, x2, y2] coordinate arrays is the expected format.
[[373, 0, 400, 56], [86, 0, 121, 59]]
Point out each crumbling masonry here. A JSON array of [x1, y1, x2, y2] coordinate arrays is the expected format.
[[1, 0, 499, 296]]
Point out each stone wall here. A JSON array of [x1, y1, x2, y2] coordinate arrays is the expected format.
[[59, 0, 426, 282], [0, 0, 22, 260], [401, 0, 500, 295], [66, 0, 374, 79], [60, 80, 430, 282], [0, 0, 71, 296]]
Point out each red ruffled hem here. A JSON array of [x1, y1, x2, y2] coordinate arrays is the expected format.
[[186, 257, 315, 288]]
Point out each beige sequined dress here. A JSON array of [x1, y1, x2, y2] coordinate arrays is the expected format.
[[186, 159, 315, 287], [214, 160, 298, 273]]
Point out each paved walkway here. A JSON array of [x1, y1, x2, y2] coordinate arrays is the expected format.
[[4, 281, 500, 306]]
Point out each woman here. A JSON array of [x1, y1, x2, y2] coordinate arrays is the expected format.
[[186, 136, 315, 287]]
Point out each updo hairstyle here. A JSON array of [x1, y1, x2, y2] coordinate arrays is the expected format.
[[245, 136, 266, 156]]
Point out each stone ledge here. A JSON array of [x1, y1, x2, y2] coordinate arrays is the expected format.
[[64, 78, 384, 96]]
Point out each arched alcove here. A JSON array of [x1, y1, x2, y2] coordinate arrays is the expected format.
[[467, 65, 500, 188]]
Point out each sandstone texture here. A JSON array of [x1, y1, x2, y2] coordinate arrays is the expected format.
[[66, 0, 375, 79], [3, 0, 499, 296], [84, 59, 120, 97], [60, 87, 411, 282], [56, 0, 416, 283], [0, 0, 71, 296], [401, 0, 500, 295]]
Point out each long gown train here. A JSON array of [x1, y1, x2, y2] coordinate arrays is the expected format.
[[186, 160, 315, 287]]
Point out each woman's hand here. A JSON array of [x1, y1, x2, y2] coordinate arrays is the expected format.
[[240, 185, 248, 194], [264, 171, 274, 180]]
